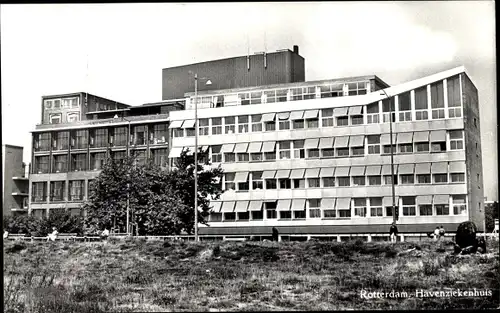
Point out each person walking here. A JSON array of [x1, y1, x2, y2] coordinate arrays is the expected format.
[[433, 226, 440, 241], [100, 228, 110, 241], [3, 231, 9, 240], [439, 225, 445, 240], [389, 222, 398, 243], [272, 227, 279, 242]]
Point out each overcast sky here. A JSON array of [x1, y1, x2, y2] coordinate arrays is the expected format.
[[1, 2, 497, 200]]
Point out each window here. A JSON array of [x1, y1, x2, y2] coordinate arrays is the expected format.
[[250, 91, 262, 105], [211, 145, 222, 163], [198, 119, 210, 136], [402, 197, 416, 216], [238, 178, 249, 192], [383, 145, 396, 154], [306, 117, 319, 128], [400, 174, 414, 185], [352, 176, 365, 186], [449, 130, 464, 150], [250, 152, 262, 162], [212, 118, 222, 135], [354, 198, 367, 217], [337, 177, 350, 187], [415, 143, 429, 152], [433, 174, 448, 183], [322, 148, 335, 158], [237, 153, 249, 162], [431, 81, 445, 119], [280, 211, 292, 219], [293, 179, 305, 189], [152, 124, 168, 143], [398, 92, 412, 121], [238, 116, 249, 133], [279, 118, 290, 130], [293, 140, 305, 159], [431, 142, 446, 152], [419, 204, 432, 216], [336, 148, 349, 157], [265, 120, 276, 132], [309, 199, 321, 218], [251, 209, 263, 221], [133, 126, 146, 145], [386, 206, 394, 217], [264, 90, 276, 104], [279, 141, 291, 159], [366, 102, 379, 124], [307, 149, 320, 158], [367, 135, 380, 154], [336, 116, 348, 126], [384, 175, 398, 185], [308, 178, 320, 188], [32, 182, 46, 202], [382, 99, 396, 123], [264, 151, 276, 161], [53, 99, 61, 109], [112, 151, 126, 164], [252, 172, 263, 190], [368, 176, 381, 185], [435, 204, 449, 215], [251, 114, 262, 132], [276, 89, 288, 102], [71, 153, 87, 171], [113, 127, 127, 146], [92, 128, 108, 147], [50, 114, 62, 124], [209, 213, 222, 222], [279, 179, 291, 189], [36, 133, 51, 151], [451, 173, 465, 183], [415, 110, 429, 120], [50, 181, 65, 201], [54, 131, 69, 150], [351, 147, 364, 156], [224, 212, 236, 221], [399, 144, 413, 153], [133, 150, 146, 166], [237, 211, 249, 220], [69, 180, 84, 201], [67, 113, 79, 123], [322, 109, 334, 127], [447, 76, 462, 117], [185, 128, 195, 137], [414, 86, 428, 119], [369, 198, 383, 217], [452, 195, 467, 215], [265, 179, 277, 190], [292, 119, 304, 129], [52, 155, 67, 173], [224, 173, 235, 191], [320, 84, 343, 98], [152, 149, 169, 168], [351, 115, 363, 125], [291, 87, 303, 101], [238, 92, 250, 105], [35, 156, 49, 173], [417, 174, 431, 184], [265, 202, 277, 219], [224, 153, 236, 163], [173, 129, 184, 138], [323, 177, 335, 187], [224, 117, 236, 134], [294, 207, 306, 219], [91, 152, 106, 170]]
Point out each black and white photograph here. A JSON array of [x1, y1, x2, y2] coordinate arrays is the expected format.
[[1, 2, 498, 311]]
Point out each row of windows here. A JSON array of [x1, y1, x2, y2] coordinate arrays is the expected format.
[[222, 167, 466, 192], [187, 75, 460, 111], [33, 149, 169, 173], [31, 180, 89, 202], [171, 130, 462, 162], [188, 81, 370, 109], [208, 195, 467, 222], [49, 112, 80, 124], [34, 124, 169, 152], [44, 97, 79, 109]]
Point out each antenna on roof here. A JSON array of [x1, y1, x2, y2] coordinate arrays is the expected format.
[[264, 31, 267, 69], [247, 33, 250, 71]]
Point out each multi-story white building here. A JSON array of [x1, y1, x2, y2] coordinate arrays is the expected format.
[[168, 65, 484, 241]]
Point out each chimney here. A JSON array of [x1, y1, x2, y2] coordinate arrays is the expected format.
[[293, 45, 299, 55]]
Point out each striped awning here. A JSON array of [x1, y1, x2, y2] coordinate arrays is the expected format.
[[275, 169, 291, 179], [262, 170, 276, 179], [290, 111, 305, 120], [333, 107, 348, 116], [350, 166, 365, 176], [168, 147, 183, 158], [380, 133, 396, 145], [319, 167, 335, 177], [335, 167, 350, 177], [431, 162, 448, 173], [319, 137, 334, 149], [413, 131, 429, 142], [334, 136, 349, 148], [348, 106, 362, 115], [234, 172, 249, 182], [277, 112, 290, 120], [397, 132, 413, 144], [416, 196, 432, 205], [210, 201, 222, 212], [277, 199, 292, 211], [349, 135, 364, 147], [169, 120, 184, 128], [181, 119, 196, 128], [449, 161, 466, 173], [235, 201, 249, 212], [248, 200, 263, 211], [247, 142, 263, 153], [303, 110, 319, 119], [382, 164, 397, 175], [221, 201, 236, 212], [383, 196, 399, 207], [262, 141, 276, 152], [415, 163, 431, 174], [291, 199, 306, 211], [221, 143, 236, 153], [322, 198, 335, 208], [433, 195, 449, 205], [398, 164, 415, 174], [304, 138, 319, 149], [233, 143, 249, 153], [430, 130, 446, 142], [336, 198, 351, 210], [365, 165, 381, 176], [262, 113, 276, 122], [290, 169, 305, 179], [305, 168, 320, 178]]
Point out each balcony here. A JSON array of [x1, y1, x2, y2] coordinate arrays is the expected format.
[[35, 113, 172, 130]]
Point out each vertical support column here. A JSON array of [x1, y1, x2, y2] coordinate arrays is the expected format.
[[410, 90, 416, 121], [443, 79, 449, 119], [363, 105, 367, 125], [378, 100, 383, 124], [427, 85, 432, 119], [459, 74, 464, 117], [394, 95, 399, 123]]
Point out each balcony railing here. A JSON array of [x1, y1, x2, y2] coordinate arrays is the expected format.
[[35, 113, 171, 130]]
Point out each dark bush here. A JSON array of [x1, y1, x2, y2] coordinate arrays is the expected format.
[[455, 221, 478, 249]]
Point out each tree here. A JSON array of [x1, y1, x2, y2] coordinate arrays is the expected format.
[[82, 150, 223, 235], [3, 211, 83, 236], [485, 201, 499, 232]]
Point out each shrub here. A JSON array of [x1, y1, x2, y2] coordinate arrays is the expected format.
[[455, 221, 478, 249]]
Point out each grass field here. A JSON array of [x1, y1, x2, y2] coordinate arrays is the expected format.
[[3, 238, 499, 312]]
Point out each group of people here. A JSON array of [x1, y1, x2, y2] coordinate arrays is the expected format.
[[389, 223, 446, 242]]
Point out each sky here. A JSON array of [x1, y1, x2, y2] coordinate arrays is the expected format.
[[1, 2, 497, 200]]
